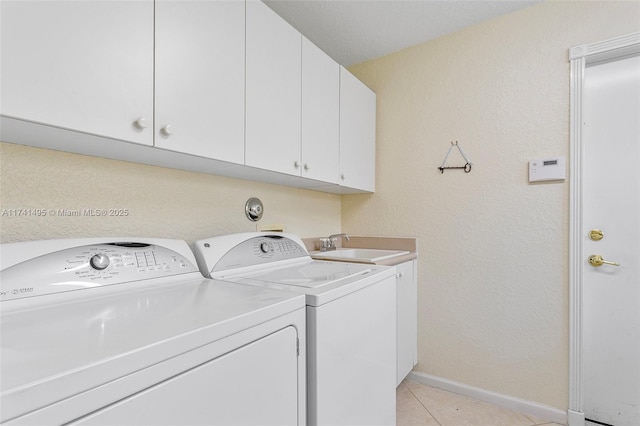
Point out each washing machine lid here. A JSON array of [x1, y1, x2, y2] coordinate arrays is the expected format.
[[194, 232, 396, 306], [223, 259, 372, 288], [220, 259, 394, 306]]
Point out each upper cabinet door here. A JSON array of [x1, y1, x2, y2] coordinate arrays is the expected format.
[[339, 67, 376, 192], [0, 0, 154, 146], [155, 0, 245, 164], [245, 0, 302, 175], [301, 37, 340, 184]]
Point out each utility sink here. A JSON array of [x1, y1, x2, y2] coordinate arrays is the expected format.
[[310, 248, 410, 263]]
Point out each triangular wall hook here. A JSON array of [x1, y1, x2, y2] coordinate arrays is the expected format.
[[438, 141, 472, 173]]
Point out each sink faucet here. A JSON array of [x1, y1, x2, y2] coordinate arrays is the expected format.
[[319, 233, 350, 252]]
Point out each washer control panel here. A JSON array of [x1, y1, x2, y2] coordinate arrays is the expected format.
[[0, 243, 199, 301], [252, 236, 307, 259], [208, 235, 308, 273]]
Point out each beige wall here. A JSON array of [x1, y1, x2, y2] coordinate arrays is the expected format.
[[344, 0, 640, 411], [0, 142, 341, 243]]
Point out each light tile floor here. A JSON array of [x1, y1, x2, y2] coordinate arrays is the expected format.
[[397, 380, 566, 426]]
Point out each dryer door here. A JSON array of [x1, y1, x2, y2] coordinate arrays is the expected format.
[[71, 326, 300, 426]]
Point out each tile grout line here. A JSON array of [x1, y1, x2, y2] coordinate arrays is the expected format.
[[404, 383, 443, 426]]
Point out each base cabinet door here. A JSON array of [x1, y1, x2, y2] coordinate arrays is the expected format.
[[154, 0, 245, 164], [0, 0, 154, 146], [397, 260, 417, 385], [339, 67, 376, 192]]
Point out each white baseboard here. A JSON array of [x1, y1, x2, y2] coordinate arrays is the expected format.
[[406, 371, 568, 425]]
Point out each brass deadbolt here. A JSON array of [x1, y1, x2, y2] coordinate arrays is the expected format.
[[589, 229, 604, 241]]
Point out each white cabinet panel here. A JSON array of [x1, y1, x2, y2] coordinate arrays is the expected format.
[[0, 0, 154, 146], [309, 277, 396, 425], [301, 37, 340, 184], [245, 0, 302, 175], [397, 260, 417, 385], [339, 67, 376, 192], [154, 1, 245, 164]]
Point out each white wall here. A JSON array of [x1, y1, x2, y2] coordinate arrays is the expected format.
[[343, 0, 640, 410], [0, 142, 341, 243]]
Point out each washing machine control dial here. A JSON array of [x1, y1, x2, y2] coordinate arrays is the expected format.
[[90, 253, 110, 270], [259, 242, 271, 253]]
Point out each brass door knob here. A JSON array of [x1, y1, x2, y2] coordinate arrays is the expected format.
[[588, 254, 620, 267]]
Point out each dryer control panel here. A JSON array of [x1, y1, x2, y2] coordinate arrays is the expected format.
[[0, 243, 199, 301]]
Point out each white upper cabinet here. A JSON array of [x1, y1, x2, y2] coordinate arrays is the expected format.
[[154, 1, 245, 164], [0, 0, 154, 146], [301, 37, 340, 184], [339, 67, 376, 192], [1, 0, 377, 194], [245, 0, 302, 175]]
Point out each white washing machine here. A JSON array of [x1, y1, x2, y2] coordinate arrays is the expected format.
[[0, 237, 306, 425], [192, 232, 397, 426]]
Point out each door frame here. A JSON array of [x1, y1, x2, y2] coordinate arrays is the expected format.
[[568, 31, 640, 426]]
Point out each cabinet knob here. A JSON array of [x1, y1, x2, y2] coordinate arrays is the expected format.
[[294, 161, 300, 169], [396, 272, 403, 279], [340, 174, 345, 181], [304, 163, 309, 171], [134, 117, 148, 129], [161, 125, 173, 136]]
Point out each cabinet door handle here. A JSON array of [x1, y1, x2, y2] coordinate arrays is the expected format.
[[294, 161, 300, 169], [161, 125, 173, 136], [396, 272, 403, 279], [134, 117, 148, 129], [303, 163, 309, 171]]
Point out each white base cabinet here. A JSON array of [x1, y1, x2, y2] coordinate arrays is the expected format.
[[396, 260, 418, 386]]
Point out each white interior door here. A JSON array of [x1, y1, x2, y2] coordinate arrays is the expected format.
[[582, 54, 640, 426]]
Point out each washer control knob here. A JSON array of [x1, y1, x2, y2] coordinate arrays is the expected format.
[[90, 253, 110, 270], [260, 242, 270, 253]]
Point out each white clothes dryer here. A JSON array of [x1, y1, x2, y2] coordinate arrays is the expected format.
[[193, 232, 397, 426], [0, 237, 306, 425]]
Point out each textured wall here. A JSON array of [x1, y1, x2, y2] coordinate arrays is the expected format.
[[0, 142, 341, 244], [343, 0, 640, 410]]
